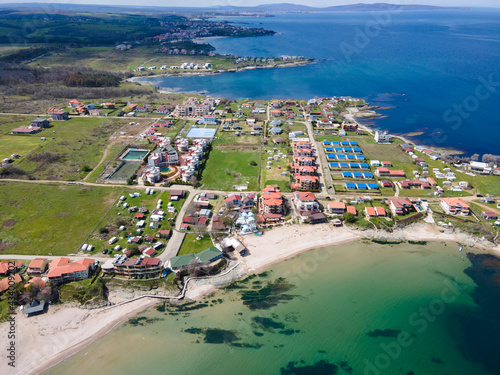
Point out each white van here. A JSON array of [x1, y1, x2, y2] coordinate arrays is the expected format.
[[109, 237, 118, 245]]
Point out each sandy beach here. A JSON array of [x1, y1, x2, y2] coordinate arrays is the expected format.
[[1, 222, 498, 374]]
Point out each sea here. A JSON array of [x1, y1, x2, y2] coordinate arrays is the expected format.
[[48, 241, 500, 375], [140, 9, 500, 156]]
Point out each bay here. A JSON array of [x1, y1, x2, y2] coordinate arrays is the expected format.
[[48, 241, 495, 375], [141, 10, 500, 156]]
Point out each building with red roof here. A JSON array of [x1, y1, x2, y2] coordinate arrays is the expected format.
[[328, 202, 346, 215], [47, 257, 94, 283]]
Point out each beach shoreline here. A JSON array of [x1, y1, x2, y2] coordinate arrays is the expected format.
[[2, 223, 499, 375]]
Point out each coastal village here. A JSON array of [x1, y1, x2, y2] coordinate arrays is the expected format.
[[2, 93, 500, 323]]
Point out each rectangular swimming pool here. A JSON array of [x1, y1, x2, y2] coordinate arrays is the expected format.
[[120, 148, 149, 160]]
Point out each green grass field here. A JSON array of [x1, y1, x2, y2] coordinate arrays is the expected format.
[[177, 233, 214, 256], [200, 147, 261, 190], [10, 117, 131, 180], [0, 182, 120, 255]]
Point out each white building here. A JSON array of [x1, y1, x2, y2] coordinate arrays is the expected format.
[[375, 131, 391, 143]]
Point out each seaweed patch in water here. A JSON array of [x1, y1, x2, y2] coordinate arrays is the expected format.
[[280, 360, 339, 375], [430, 357, 443, 364], [127, 316, 164, 327], [338, 361, 353, 374], [253, 331, 264, 337], [252, 317, 285, 331], [224, 274, 258, 290], [230, 342, 263, 349], [156, 302, 166, 312], [204, 329, 239, 344], [366, 329, 401, 338], [240, 277, 295, 310], [279, 329, 298, 335]]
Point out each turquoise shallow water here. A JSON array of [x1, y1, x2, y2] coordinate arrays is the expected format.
[[142, 10, 500, 156], [48, 241, 496, 375]]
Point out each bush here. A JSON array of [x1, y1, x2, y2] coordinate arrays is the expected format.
[[98, 227, 109, 234]]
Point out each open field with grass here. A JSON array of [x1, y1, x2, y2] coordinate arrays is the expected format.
[[177, 233, 214, 256], [5, 117, 138, 180], [212, 130, 261, 146], [0, 182, 120, 255], [200, 146, 261, 190]]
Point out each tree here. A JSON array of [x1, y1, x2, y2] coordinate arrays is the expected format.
[[249, 160, 257, 166], [128, 244, 140, 257], [344, 212, 356, 223], [188, 175, 198, 187], [471, 153, 480, 162]]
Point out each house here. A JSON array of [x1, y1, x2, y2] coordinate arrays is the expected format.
[[220, 237, 245, 253], [27, 258, 49, 275], [398, 180, 431, 189], [157, 229, 171, 239], [388, 198, 414, 216], [381, 161, 392, 167], [347, 206, 357, 215], [365, 207, 386, 217], [375, 131, 391, 143], [225, 194, 242, 208], [169, 253, 198, 271], [0, 274, 22, 294], [69, 99, 81, 108], [104, 258, 163, 278], [48, 109, 69, 121], [294, 192, 319, 212], [30, 118, 50, 128], [293, 175, 320, 191], [11, 126, 42, 135], [89, 109, 102, 116], [482, 211, 498, 220], [260, 185, 285, 222], [376, 168, 405, 178], [328, 202, 346, 215], [341, 122, 358, 131], [440, 198, 470, 215], [170, 190, 184, 200], [0, 261, 22, 276], [47, 257, 94, 283], [212, 216, 227, 231], [273, 137, 286, 145], [23, 300, 48, 317], [197, 247, 223, 265]]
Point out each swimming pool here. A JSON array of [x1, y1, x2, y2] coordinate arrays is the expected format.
[[120, 148, 149, 160]]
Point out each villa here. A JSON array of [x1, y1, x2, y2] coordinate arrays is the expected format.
[[440, 198, 470, 215]]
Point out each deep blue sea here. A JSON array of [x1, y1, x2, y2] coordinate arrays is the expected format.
[[144, 9, 500, 156]]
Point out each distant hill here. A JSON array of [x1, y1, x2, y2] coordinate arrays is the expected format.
[[0, 2, 469, 14]]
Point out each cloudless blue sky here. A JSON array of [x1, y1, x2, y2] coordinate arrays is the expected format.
[[0, 0, 498, 7]]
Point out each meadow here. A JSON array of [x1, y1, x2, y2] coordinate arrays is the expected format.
[[199, 147, 261, 191], [0, 182, 120, 255]]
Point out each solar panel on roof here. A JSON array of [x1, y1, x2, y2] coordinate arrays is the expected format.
[[360, 163, 369, 168], [323, 141, 331, 145], [334, 147, 343, 153], [340, 163, 349, 168], [342, 172, 353, 178], [353, 148, 362, 153], [368, 183, 379, 189], [357, 183, 368, 190], [356, 155, 365, 160], [347, 155, 355, 160], [327, 154, 336, 159], [353, 172, 363, 178], [325, 147, 334, 152], [364, 173, 374, 179], [341, 142, 349, 146], [350, 142, 358, 146], [344, 148, 353, 153], [350, 163, 359, 168], [337, 155, 347, 160], [345, 183, 356, 188], [329, 163, 339, 168]]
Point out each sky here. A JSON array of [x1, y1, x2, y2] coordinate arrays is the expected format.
[[0, 0, 498, 8]]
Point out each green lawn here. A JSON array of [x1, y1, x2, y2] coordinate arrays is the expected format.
[[12, 117, 132, 181], [0, 182, 120, 255], [178, 233, 214, 256], [200, 147, 261, 190]]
